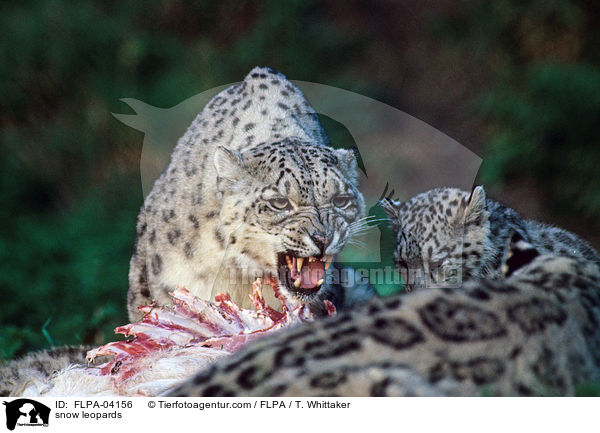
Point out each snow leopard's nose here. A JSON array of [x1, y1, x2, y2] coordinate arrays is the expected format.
[[310, 232, 331, 256]]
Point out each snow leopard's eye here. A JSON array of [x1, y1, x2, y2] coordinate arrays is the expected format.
[[332, 195, 352, 209], [268, 197, 292, 211]]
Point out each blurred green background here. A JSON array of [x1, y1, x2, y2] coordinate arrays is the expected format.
[[1, 0, 599, 360]]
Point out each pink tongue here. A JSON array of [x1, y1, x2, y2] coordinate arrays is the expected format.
[[300, 261, 325, 289]]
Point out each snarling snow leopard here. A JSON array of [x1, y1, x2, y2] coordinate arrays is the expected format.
[[128, 66, 371, 320], [381, 186, 600, 290], [168, 235, 600, 397]]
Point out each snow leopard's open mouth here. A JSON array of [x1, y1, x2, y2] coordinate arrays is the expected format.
[[277, 253, 333, 296]]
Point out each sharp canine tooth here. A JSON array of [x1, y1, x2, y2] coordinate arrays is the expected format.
[[285, 255, 292, 270], [297, 257, 304, 272], [294, 278, 301, 287], [317, 279, 324, 286], [324, 255, 333, 270]]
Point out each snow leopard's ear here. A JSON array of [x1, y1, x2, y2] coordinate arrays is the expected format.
[[380, 198, 402, 233], [502, 232, 540, 277], [214, 146, 245, 188], [464, 185, 487, 225], [335, 148, 359, 184], [381, 198, 401, 218]]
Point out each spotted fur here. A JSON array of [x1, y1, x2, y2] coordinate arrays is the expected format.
[[0, 346, 91, 397], [128, 67, 368, 320], [381, 186, 600, 289], [169, 238, 600, 397]]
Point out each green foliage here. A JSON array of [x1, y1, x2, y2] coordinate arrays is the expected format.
[[480, 63, 600, 220], [433, 0, 600, 227], [575, 382, 600, 397], [0, 178, 139, 358]]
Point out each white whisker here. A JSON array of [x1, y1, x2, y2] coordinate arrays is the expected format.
[[348, 225, 377, 236], [346, 241, 367, 250], [347, 238, 367, 247]]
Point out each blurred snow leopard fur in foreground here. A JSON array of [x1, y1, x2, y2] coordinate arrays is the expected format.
[[0, 346, 91, 397], [128, 66, 373, 320], [381, 186, 600, 290], [169, 235, 600, 397]]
